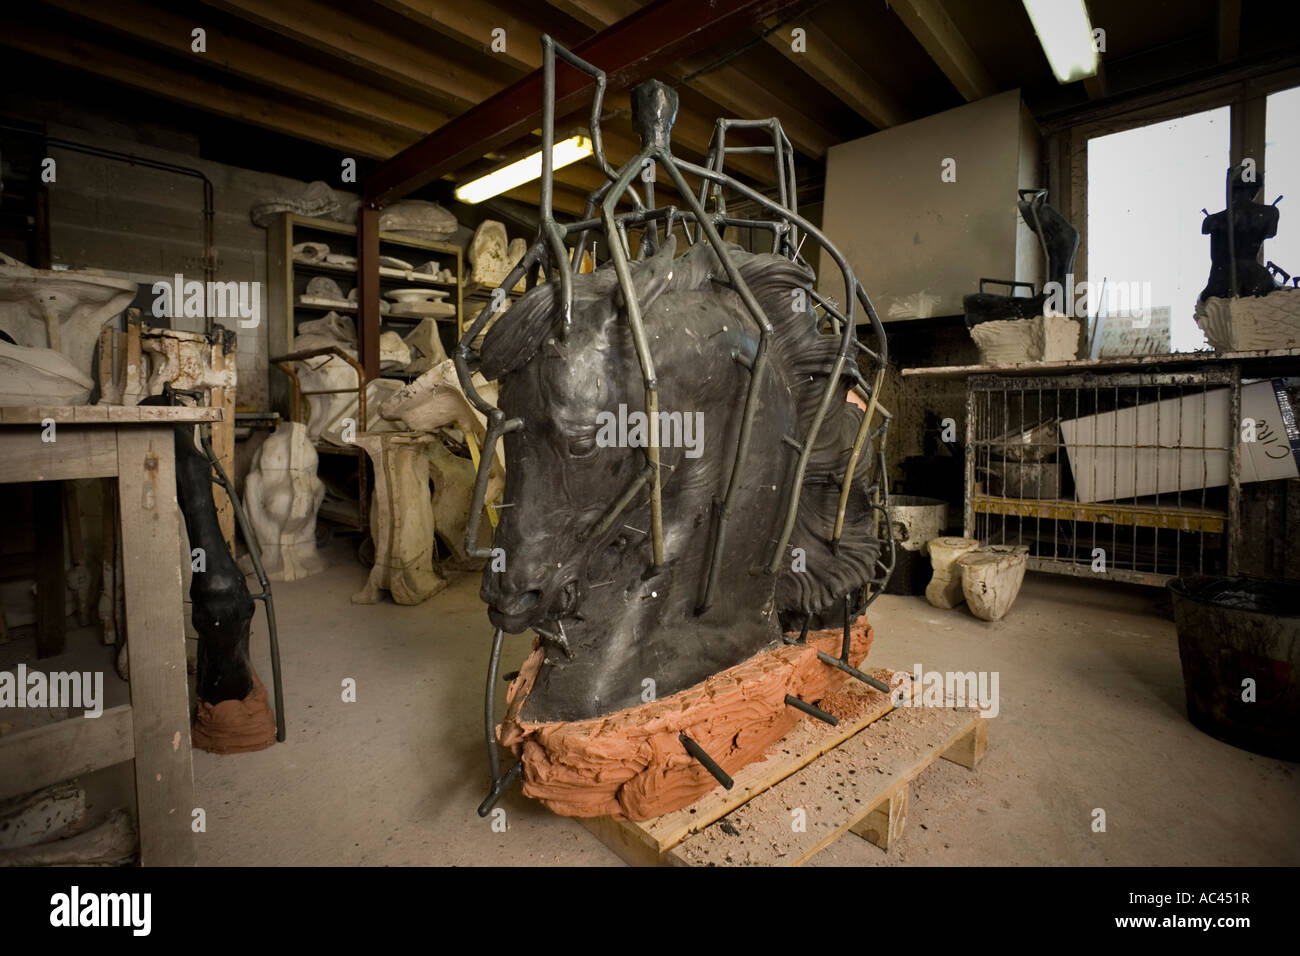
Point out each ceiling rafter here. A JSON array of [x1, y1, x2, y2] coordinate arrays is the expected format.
[[201, 0, 505, 112], [889, 0, 996, 102], [0, 20, 411, 159], [45, 0, 449, 139], [758, 15, 911, 129], [546, 0, 838, 159]]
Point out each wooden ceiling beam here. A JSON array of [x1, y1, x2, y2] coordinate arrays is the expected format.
[[374, 0, 551, 75], [45, 0, 449, 138], [202, 0, 503, 111], [759, 17, 911, 129], [363, 0, 803, 206], [0, 21, 412, 158], [547, 0, 837, 159], [889, 0, 996, 102]]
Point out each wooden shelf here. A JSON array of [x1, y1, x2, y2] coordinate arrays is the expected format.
[[972, 494, 1226, 533], [903, 347, 1300, 378]]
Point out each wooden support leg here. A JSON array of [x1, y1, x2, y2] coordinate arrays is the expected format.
[[941, 718, 989, 770], [115, 428, 197, 866], [33, 481, 65, 658], [851, 783, 910, 852]]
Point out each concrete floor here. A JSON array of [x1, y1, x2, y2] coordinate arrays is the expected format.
[[190, 540, 1300, 866]]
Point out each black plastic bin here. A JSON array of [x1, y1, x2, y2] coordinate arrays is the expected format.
[[1168, 575, 1299, 761]]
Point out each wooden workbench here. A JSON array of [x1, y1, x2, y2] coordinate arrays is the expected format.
[[0, 404, 222, 866]]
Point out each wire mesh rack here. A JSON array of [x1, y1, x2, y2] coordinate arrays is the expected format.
[[963, 367, 1242, 585]]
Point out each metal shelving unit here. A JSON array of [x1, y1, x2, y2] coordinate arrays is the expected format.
[[266, 212, 464, 535], [905, 349, 1300, 586]]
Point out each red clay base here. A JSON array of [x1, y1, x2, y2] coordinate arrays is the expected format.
[[192, 669, 277, 754], [499, 619, 874, 820]]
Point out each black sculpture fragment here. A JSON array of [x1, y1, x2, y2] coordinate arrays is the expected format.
[[963, 188, 1079, 326]]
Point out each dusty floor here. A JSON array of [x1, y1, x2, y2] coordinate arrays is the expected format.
[[177, 540, 1300, 866]]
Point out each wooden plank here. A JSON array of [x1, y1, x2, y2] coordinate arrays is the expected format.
[[850, 780, 909, 851], [33, 481, 65, 658], [114, 427, 196, 866], [900, 347, 1300, 378], [0, 783, 87, 849], [578, 815, 667, 866], [941, 717, 988, 770], [0, 705, 134, 802], [667, 705, 981, 866], [601, 669, 912, 855], [0, 421, 121, 485], [0, 405, 219, 424]]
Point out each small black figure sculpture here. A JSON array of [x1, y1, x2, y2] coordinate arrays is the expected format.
[[963, 188, 1079, 326], [139, 390, 257, 707], [1199, 165, 1282, 303]]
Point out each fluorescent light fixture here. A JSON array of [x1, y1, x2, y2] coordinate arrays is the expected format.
[[1021, 0, 1099, 84], [454, 135, 594, 204]]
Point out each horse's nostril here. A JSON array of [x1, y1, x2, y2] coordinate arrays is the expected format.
[[506, 590, 542, 615]]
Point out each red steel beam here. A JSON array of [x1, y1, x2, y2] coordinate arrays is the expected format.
[[361, 0, 808, 208]]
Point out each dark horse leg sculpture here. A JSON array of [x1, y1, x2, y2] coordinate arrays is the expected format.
[[459, 38, 895, 820], [139, 390, 278, 753]]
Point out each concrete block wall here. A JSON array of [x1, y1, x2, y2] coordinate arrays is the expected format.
[[40, 118, 360, 413]]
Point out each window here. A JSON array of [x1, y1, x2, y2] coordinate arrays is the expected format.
[[1264, 85, 1300, 281], [1086, 106, 1231, 353]]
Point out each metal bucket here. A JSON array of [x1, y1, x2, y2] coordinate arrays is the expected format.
[[1168, 575, 1299, 761], [885, 496, 949, 595]]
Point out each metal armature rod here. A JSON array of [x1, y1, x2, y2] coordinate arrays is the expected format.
[[460, 415, 522, 560], [484, 626, 505, 786], [785, 694, 838, 726], [477, 760, 523, 817], [600, 145, 664, 568], [678, 732, 734, 790], [816, 650, 892, 694], [831, 365, 886, 546], [841, 592, 853, 662], [765, 349, 850, 575], [578, 463, 654, 543], [200, 430, 286, 743], [658, 153, 777, 614]]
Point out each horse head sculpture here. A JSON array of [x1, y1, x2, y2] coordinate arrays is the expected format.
[[477, 235, 883, 722], [457, 37, 894, 815]]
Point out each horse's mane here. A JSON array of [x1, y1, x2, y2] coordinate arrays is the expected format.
[[479, 237, 880, 625]]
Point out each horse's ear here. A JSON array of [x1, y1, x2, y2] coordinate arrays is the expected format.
[[478, 282, 559, 380], [614, 234, 677, 314]]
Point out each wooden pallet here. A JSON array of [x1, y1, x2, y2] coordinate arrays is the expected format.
[[579, 668, 988, 866]]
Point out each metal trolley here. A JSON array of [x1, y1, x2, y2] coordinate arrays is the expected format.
[[964, 365, 1241, 586]]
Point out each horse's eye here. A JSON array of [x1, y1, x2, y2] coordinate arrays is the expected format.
[[567, 433, 598, 458]]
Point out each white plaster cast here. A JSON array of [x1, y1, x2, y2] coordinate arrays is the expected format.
[[402, 318, 448, 375], [1196, 288, 1300, 352], [379, 359, 504, 506], [969, 315, 1078, 365], [0, 340, 95, 405], [469, 220, 511, 287], [0, 256, 137, 378], [244, 422, 328, 581], [351, 432, 446, 605], [292, 327, 406, 445]]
